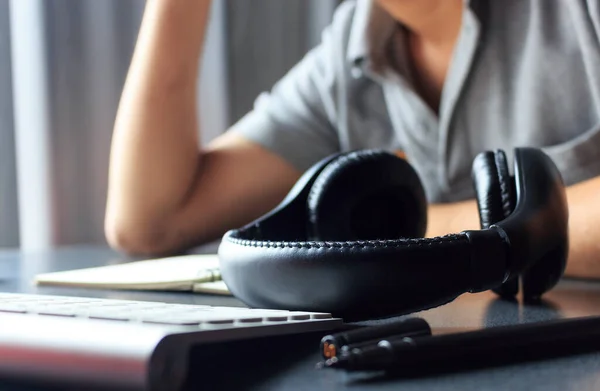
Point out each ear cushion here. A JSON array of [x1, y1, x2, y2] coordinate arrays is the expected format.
[[306, 150, 428, 241], [472, 150, 515, 229], [472, 149, 517, 297]]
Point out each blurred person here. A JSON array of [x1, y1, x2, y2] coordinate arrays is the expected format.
[[105, 0, 600, 279]]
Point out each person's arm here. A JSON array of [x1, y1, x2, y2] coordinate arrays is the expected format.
[[105, 0, 301, 255], [425, 175, 600, 279], [105, 0, 349, 256]]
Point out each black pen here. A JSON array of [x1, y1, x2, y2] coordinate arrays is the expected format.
[[319, 317, 430, 359], [323, 316, 600, 371]]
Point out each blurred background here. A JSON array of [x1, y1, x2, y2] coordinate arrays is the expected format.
[[0, 0, 341, 251]]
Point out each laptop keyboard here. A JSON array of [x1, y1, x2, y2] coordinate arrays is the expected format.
[[0, 293, 334, 328]]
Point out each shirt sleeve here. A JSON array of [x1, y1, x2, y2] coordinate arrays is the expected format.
[[227, 2, 356, 172]]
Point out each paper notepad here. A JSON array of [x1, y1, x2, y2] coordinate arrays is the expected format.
[[34, 254, 231, 295]]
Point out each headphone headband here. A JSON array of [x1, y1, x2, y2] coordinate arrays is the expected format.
[[218, 147, 568, 320]]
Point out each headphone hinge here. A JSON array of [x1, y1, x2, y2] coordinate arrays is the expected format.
[[463, 228, 510, 293]]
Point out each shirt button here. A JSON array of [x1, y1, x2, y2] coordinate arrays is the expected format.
[[351, 66, 363, 79]]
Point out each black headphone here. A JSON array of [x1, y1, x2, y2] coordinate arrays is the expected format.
[[218, 148, 569, 320]]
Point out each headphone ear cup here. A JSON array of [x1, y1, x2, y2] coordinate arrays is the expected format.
[[521, 244, 567, 303], [307, 150, 427, 241], [472, 149, 517, 298]]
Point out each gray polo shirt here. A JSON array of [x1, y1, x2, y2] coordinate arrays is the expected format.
[[230, 0, 600, 203]]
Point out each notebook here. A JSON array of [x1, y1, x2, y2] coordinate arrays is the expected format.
[[33, 254, 231, 295]]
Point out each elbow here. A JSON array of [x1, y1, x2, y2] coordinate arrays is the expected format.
[[104, 217, 179, 257]]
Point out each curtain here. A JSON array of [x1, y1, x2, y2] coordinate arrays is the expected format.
[[0, 0, 340, 250], [0, 0, 17, 247]]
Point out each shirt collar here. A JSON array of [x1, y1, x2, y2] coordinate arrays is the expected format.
[[346, 0, 476, 73], [346, 0, 396, 72]]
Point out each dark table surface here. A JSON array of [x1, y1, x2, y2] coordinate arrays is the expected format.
[[3, 245, 600, 390]]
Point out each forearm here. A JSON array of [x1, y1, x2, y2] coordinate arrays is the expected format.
[[106, 0, 212, 247], [426, 176, 600, 279], [425, 198, 481, 238], [559, 175, 600, 279]]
